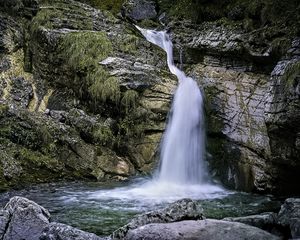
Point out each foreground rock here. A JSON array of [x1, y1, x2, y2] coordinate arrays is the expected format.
[[278, 198, 300, 238], [1, 196, 300, 239], [1, 196, 50, 240], [124, 219, 280, 240], [112, 198, 204, 238], [0, 197, 105, 240], [40, 222, 105, 240], [223, 212, 284, 237]]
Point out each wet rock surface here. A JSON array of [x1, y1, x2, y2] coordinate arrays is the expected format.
[[122, 0, 157, 21], [124, 219, 280, 240], [40, 222, 105, 240], [278, 198, 300, 238], [112, 198, 204, 239], [2, 196, 50, 240]]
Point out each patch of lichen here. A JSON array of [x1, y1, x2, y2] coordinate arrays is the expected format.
[[0, 50, 33, 100], [80, 0, 125, 15]]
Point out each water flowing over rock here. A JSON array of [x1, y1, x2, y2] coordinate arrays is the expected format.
[[137, 26, 207, 185]]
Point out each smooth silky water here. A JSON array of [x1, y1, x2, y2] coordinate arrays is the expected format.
[[0, 180, 281, 236], [0, 27, 282, 236]]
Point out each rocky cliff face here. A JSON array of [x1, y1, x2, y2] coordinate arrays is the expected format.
[[0, 0, 175, 190], [0, 0, 299, 195], [141, 0, 299, 195]]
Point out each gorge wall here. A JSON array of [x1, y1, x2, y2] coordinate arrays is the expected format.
[[0, 0, 299, 195]]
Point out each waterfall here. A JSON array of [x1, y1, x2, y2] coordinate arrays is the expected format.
[[136, 26, 207, 185], [88, 27, 225, 203]]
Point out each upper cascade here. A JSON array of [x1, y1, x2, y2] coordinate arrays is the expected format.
[[136, 26, 208, 185]]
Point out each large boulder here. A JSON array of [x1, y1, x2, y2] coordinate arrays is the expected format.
[[124, 219, 280, 240], [0, 210, 10, 239], [0, 197, 107, 240], [122, 0, 157, 21], [223, 212, 284, 237], [2, 196, 50, 240], [40, 222, 105, 240], [112, 198, 204, 238], [277, 198, 300, 238]]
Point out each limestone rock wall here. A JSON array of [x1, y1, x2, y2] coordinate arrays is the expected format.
[[0, 0, 175, 190]]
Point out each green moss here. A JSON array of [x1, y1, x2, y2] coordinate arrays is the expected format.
[[92, 125, 115, 146], [31, 1, 94, 33], [118, 115, 146, 139], [88, 74, 120, 103], [81, 0, 125, 15], [18, 148, 59, 168], [31, 8, 61, 33], [0, 104, 9, 117], [62, 31, 112, 71], [121, 90, 139, 113], [139, 19, 160, 29], [60, 31, 120, 105], [160, 0, 226, 23], [117, 34, 139, 54]]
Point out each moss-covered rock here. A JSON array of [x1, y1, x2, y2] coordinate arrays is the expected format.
[[0, 0, 176, 190]]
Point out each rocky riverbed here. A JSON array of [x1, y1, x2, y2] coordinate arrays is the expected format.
[[0, 196, 299, 239]]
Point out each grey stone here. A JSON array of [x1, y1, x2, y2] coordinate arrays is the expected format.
[[9, 77, 33, 108], [223, 212, 285, 237], [40, 222, 105, 240], [3, 196, 50, 240], [223, 212, 278, 229], [278, 198, 300, 238], [112, 198, 203, 239], [122, 0, 157, 21], [0, 210, 10, 239], [124, 219, 280, 240]]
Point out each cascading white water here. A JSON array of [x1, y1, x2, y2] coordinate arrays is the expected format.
[[86, 27, 226, 204], [136, 26, 207, 185]]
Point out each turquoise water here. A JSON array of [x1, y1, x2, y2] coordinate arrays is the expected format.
[[0, 179, 282, 236]]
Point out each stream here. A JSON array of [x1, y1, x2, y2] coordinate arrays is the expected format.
[[0, 179, 282, 236]]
